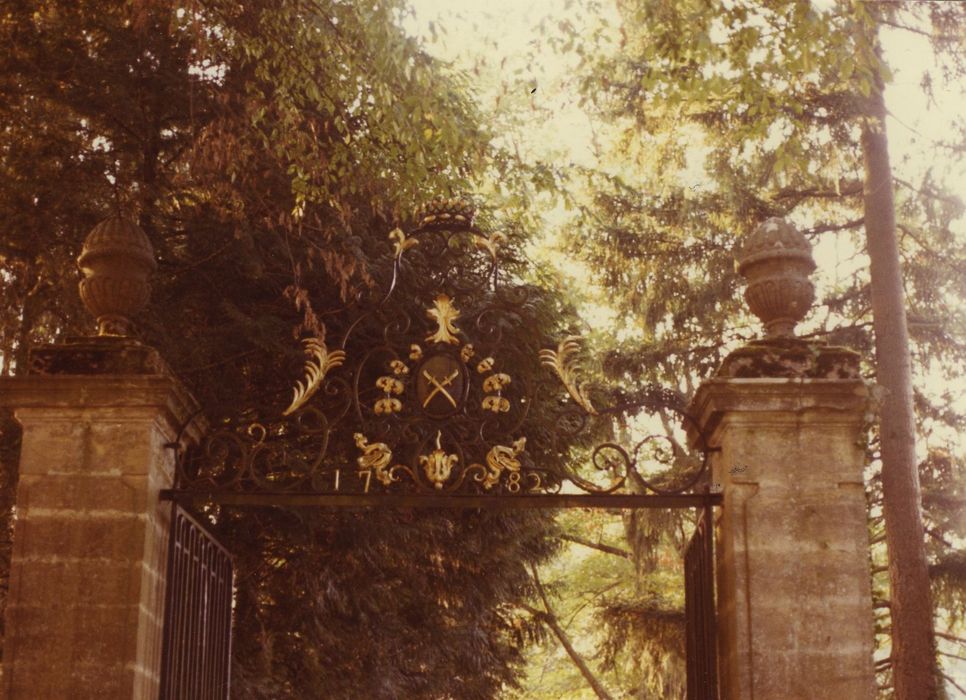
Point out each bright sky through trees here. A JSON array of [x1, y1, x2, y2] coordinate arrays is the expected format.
[[403, 0, 966, 433], [402, 1, 966, 695], [404, 0, 965, 218]]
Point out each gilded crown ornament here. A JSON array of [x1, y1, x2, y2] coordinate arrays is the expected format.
[[736, 218, 817, 338], [414, 196, 475, 229], [77, 215, 157, 336]]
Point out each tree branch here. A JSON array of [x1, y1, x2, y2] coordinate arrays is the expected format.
[[897, 223, 943, 259], [940, 671, 966, 697], [938, 631, 966, 646], [804, 217, 865, 236], [877, 18, 960, 43], [926, 526, 953, 548], [895, 177, 963, 205], [530, 565, 615, 700], [560, 534, 633, 560], [774, 180, 864, 201], [162, 239, 237, 277]]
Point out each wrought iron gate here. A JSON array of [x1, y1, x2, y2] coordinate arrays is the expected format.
[[160, 504, 234, 700], [684, 505, 719, 700], [159, 197, 721, 698]]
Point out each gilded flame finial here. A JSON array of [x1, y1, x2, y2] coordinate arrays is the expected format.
[[419, 430, 459, 489]]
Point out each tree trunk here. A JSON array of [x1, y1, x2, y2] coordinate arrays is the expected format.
[[531, 566, 615, 700], [560, 533, 633, 559], [861, 71, 937, 700]]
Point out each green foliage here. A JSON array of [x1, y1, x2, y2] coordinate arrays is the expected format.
[[0, 1, 573, 697], [597, 594, 686, 698], [517, 510, 637, 699], [544, 0, 966, 694], [226, 507, 559, 699]]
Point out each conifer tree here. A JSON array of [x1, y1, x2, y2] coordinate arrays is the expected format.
[[559, 1, 966, 695]]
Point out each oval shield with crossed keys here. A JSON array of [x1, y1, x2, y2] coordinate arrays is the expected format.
[[414, 352, 467, 418]]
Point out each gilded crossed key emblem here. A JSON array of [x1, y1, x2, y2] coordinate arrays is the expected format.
[[422, 369, 459, 408]]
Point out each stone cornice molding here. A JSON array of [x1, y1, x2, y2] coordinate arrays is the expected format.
[[0, 373, 205, 446], [686, 378, 871, 449]]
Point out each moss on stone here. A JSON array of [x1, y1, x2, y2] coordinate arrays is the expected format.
[[717, 338, 861, 379]]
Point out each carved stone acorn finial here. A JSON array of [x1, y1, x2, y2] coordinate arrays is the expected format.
[[77, 215, 157, 336], [736, 218, 816, 339]]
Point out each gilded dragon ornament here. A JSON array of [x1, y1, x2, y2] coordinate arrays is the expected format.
[[480, 437, 526, 490], [354, 433, 394, 486]]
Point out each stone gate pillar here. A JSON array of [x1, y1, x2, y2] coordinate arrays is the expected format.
[[0, 217, 202, 698], [686, 219, 877, 699]]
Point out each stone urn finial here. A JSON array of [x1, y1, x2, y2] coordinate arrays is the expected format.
[[736, 218, 816, 338], [77, 215, 157, 336]]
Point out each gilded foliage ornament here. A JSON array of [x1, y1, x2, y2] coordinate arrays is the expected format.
[[539, 337, 598, 416], [283, 338, 347, 416], [473, 231, 506, 260], [425, 294, 462, 345], [388, 227, 418, 258]]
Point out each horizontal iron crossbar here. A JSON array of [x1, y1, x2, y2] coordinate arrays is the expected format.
[[159, 490, 722, 510]]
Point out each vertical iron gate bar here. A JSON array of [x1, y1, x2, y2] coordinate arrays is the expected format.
[[702, 504, 718, 699], [685, 505, 719, 700], [160, 504, 234, 700], [156, 494, 717, 697]]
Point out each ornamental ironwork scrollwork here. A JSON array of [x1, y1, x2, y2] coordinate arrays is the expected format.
[[175, 196, 711, 497]]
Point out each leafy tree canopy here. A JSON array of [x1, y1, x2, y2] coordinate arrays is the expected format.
[[0, 1, 573, 697]]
